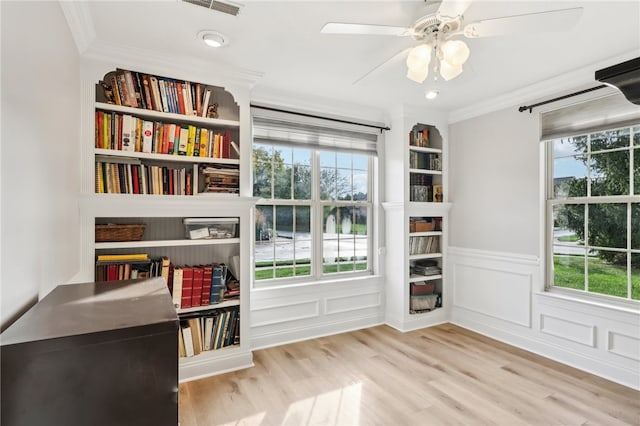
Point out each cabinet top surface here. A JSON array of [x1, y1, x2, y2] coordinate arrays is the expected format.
[[0, 278, 178, 346]]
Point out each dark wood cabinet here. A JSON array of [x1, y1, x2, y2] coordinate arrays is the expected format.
[[1, 277, 179, 426]]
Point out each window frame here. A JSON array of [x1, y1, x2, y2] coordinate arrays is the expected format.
[[545, 125, 640, 305], [253, 143, 375, 287]]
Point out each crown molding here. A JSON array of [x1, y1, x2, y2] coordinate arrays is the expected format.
[[82, 39, 263, 89], [448, 50, 640, 124], [58, 1, 95, 54]]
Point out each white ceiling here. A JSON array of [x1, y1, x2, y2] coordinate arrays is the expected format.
[[83, 0, 640, 116]]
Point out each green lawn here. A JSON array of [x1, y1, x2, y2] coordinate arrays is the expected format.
[[558, 235, 581, 243], [554, 255, 639, 299], [255, 258, 367, 280]]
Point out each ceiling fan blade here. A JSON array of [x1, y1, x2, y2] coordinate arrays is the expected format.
[[437, 0, 473, 20], [353, 47, 412, 85], [321, 22, 411, 36], [463, 7, 583, 38]]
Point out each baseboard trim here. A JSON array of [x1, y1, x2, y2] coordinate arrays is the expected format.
[[251, 314, 385, 351], [450, 316, 640, 391]]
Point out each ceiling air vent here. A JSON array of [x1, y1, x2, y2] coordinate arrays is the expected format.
[[182, 0, 241, 16]]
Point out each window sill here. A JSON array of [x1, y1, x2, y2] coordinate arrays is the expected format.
[[536, 287, 639, 314], [252, 273, 383, 292]]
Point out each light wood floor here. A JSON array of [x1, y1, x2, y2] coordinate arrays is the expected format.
[[178, 323, 640, 426]]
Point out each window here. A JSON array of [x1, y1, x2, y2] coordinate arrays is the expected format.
[[251, 107, 378, 284], [547, 125, 640, 301]]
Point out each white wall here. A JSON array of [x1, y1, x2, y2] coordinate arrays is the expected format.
[[449, 107, 539, 255], [448, 104, 640, 389], [1, 1, 81, 329]]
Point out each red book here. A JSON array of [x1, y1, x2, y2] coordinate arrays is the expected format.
[[168, 169, 174, 195], [106, 264, 117, 281], [162, 123, 171, 154], [117, 114, 124, 151], [181, 266, 194, 309], [95, 111, 102, 148], [223, 130, 231, 159], [176, 82, 186, 115], [132, 165, 140, 194], [201, 265, 213, 306], [191, 266, 204, 307]]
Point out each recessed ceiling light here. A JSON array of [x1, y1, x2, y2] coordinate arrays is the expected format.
[[425, 90, 439, 100], [198, 30, 228, 48]]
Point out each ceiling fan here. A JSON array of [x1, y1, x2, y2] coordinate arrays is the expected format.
[[321, 0, 583, 84]]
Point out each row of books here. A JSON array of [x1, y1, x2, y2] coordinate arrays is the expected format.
[[179, 307, 240, 357], [409, 151, 441, 171], [95, 254, 167, 282], [409, 235, 440, 255], [100, 69, 213, 117], [94, 254, 240, 309], [95, 160, 194, 195], [409, 128, 430, 147], [95, 110, 236, 159], [171, 263, 235, 309]]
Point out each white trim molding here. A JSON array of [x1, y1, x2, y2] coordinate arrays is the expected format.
[[58, 1, 95, 54]]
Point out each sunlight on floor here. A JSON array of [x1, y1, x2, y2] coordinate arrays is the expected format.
[[281, 382, 362, 425], [219, 411, 266, 426]]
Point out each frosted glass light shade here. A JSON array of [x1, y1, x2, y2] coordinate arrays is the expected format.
[[406, 44, 432, 71], [407, 66, 429, 83], [440, 60, 463, 81], [441, 39, 470, 67]]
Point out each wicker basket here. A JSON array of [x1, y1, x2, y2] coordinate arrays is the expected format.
[[95, 224, 145, 242]]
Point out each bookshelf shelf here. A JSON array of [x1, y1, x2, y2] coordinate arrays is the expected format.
[[95, 148, 240, 165], [409, 253, 442, 260], [409, 231, 443, 237], [409, 146, 442, 154], [95, 102, 240, 128], [176, 299, 239, 315], [409, 168, 443, 175], [95, 237, 240, 250], [409, 274, 442, 283]]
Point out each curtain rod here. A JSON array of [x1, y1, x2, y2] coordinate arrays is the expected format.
[[518, 84, 607, 113], [250, 104, 391, 132]]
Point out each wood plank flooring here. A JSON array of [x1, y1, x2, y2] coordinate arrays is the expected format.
[[178, 323, 640, 426]]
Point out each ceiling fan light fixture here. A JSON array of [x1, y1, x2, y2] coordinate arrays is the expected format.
[[441, 39, 470, 67], [198, 30, 228, 48], [407, 66, 429, 83], [406, 44, 432, 71], [440, 60, 463, 81]]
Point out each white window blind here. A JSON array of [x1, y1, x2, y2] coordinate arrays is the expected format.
[[540, 91, 640, 141], [251, 105, 381, 155]]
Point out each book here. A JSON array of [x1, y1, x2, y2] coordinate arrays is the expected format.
[[200, 89, 211, 117], [203, 315, 214, 351], [160, 256, 170, 287], [96, 253, 148, 262], [187, 318, 202, 355], [181, 323, 195, 357], [181, 266, 194, 309], [172, 267, 183, 309], [201, 265, 213, 306], [191, 266, 204, 307]]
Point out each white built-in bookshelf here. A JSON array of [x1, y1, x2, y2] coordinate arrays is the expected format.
[[79, 63, 255, 382], [383, 120, 451, 331]]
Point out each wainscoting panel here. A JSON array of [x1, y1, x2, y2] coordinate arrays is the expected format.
[[608, 331, 640, 361], [325, 291, 382, 315], [250, 276, 385, 350], [539, 313, 596, 347], [452, 250, 533, 327]]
